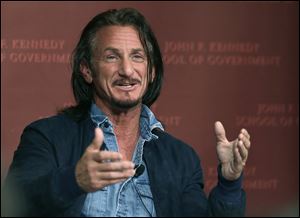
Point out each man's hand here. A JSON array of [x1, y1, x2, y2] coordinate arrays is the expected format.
[[214, 121, 251, 181], [75, 128, 135, 192]]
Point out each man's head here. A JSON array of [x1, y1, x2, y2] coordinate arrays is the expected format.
[[71, 8, 163, 111]]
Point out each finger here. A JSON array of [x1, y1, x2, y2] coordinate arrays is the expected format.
[[90, 128, 104, 150], [238, 133, 251, 150], [101, 178, 127, 187], [97, 161, 135, 172], [241, 128, 250, 140], [89, 178, 127, 191], [98, 169, 135, 180], [214, 121, 228, 142], [237, 140, 248, 160], [92, 150, 123, 163], [233, 143, 244, 166]]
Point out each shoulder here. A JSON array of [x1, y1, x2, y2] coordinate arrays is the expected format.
[[22, 114, 92, 141], [25, 114, 78, 133], [146, 129, 203, 180], [152, 129, 199, 160], [153, 129, 194, 150]]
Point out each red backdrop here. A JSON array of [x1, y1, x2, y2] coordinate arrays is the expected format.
[[1, 1, 299, 216]]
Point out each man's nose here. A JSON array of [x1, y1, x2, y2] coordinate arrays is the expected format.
[[119, 58, 134, 77]]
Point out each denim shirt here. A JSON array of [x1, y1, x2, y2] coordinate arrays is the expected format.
[[81, 104, 164, 217]]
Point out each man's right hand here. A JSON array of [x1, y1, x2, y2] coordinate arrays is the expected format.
[[75, 128, 135, 192]]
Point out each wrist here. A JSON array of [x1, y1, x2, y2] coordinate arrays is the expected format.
[[221, 163, 242, 181], [215, 164, 243, 200]]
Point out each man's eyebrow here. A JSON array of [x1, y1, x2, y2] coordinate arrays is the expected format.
[[131, 48, 145, 53], [103, 47, 145, 54], [103, 47, 120, 53]]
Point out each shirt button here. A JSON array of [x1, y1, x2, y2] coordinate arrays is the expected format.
[[103, 122, 109, 128]]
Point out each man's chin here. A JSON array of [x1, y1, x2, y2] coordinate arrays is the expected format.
[[111, 98, 141, 110]]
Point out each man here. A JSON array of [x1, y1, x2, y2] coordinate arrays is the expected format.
[[3, 8, 251, 217]]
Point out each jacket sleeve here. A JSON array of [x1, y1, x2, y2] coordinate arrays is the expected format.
[[208, 165, 246, 217], [180, 147, 209, 216], [181, 148, 246, 217], [2, 121, 86, 216]]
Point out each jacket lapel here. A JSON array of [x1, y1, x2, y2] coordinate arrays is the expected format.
[[143, 138, 173, 217]]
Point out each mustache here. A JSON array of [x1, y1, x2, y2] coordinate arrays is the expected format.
[[112, 78, 141, 86]]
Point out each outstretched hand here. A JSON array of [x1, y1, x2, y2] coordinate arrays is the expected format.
[[214, 121, 251, 180], [75, 128, 135, 192]]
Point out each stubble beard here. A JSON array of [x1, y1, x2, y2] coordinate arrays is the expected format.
[[110, 96, 141, 110], [95, 87, 142, 111]]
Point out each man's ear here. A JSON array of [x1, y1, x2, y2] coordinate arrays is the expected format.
[[80, 62, 93, 84]]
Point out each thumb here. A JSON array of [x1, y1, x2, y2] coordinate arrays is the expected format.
[[214, 121, 228, 142], [90, 127, 104, 150]]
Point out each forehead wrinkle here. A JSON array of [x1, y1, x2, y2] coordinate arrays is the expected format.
[[107, 32, 140, 41], [94, 26, 144, 53], [104, 34, 142, 48]]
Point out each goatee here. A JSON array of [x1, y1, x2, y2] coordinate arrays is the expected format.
[[110, 98, 141, 110]]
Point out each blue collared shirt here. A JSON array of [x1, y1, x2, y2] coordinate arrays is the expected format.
[[81, 104, 164, 217]]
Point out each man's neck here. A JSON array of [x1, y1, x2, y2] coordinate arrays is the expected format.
[[94, 98, 142, 160], [94, 98, 141, 137]]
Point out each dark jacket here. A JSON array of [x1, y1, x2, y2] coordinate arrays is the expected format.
[[2, 114, 245, 217]]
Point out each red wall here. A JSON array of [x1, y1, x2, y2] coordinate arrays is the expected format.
[[1, 1, 299, 216]]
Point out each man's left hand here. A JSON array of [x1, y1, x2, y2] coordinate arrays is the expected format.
[[214, 121, 251, 181]]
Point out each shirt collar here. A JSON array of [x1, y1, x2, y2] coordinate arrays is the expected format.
[[90, 103, 109, 127], [140, 104, 164, 141], [89, 103, 164, 140]]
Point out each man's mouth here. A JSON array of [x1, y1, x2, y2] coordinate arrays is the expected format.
[[113, 79, 140, 91]]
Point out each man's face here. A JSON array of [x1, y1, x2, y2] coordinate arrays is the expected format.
[[90, 25, 149, 110]]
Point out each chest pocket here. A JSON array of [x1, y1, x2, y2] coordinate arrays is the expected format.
[[135, 181, 153, 199], [133, 178, 156, 216]]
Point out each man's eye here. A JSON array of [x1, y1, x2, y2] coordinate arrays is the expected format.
[[105, 55, 118, 62], [132, 55, 145, 63]]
